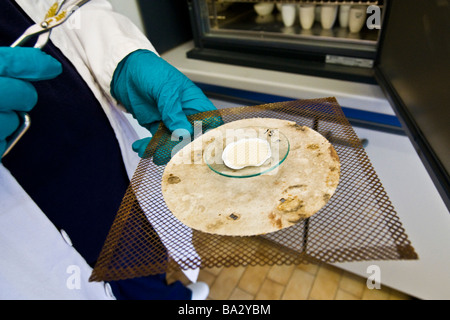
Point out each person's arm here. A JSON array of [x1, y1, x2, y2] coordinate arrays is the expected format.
[[68, 1, 220, 159], [110, 50, 220, 160], [61, 0, 158, 98], [16, 0, 220, 161]]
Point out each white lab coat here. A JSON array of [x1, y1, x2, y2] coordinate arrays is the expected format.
[[0, 0, 157, 299]]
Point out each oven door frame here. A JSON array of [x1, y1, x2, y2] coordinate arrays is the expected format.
[[373, 0, 450, 211]]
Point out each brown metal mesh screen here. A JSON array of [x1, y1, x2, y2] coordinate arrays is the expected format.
[[90, 97, 417, 282]]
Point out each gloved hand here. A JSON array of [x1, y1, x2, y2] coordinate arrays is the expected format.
[[111, 50, 221, 162], [0, 47, 62, 157]]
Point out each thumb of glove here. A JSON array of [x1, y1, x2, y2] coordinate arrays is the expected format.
[[132, 137, 152, 158]]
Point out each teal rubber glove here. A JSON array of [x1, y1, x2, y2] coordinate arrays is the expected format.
[[0, 47, 62, 157], [111, 50, 221, 161]]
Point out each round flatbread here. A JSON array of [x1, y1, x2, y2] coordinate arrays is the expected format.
[[161, 118, 340, 236]]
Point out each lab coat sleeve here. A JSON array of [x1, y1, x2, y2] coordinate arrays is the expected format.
[[65, 0, 158, 102]]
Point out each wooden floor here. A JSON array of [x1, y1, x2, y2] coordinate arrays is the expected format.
[[167, 261, 414, 300]]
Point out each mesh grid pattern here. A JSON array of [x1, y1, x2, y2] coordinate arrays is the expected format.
[[90, 98, 417, 282]]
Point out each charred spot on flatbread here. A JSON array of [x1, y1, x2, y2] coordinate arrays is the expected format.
[[167, 174, 181, 184], [227, 213, 241, 221], [289, 123, 307, 132], [329, 145, 339, 162], [277, 196, 304, 213], [268, 212, 283, 229], [307, 143, 320, 150]]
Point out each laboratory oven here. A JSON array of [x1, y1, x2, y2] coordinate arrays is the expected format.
[[187, 0, 385, 83]]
